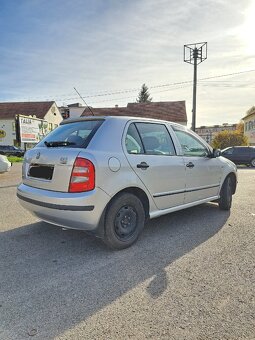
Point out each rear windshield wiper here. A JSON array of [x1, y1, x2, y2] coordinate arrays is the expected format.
[[44, 141, 75, 147]]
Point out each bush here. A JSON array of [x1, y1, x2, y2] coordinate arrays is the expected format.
[[7, 156, 24, 163], [212, 130, 248, 149]]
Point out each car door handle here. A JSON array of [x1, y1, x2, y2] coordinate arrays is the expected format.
[[137, 162, 149, 169], [186, 162, 194, 168]]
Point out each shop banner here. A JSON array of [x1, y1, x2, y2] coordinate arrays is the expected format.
[[18, 116, 47, 143]]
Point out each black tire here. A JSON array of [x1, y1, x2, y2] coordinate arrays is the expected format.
[[250, 158, 255, 168], [104, 193, 145, 250], [218, 176, 232, 210]]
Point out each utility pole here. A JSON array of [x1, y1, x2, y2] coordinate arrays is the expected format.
[[184, 42, 207, 131]]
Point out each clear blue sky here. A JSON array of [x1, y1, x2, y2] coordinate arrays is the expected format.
[[0, 0, 254, 126]]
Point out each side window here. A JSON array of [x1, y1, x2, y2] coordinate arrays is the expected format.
[[223, 148, 234, 155], [125, 123, 144, 154], [237, 147, 250, 154], [173, 129, 208, 157], [135, 123, 176, 156]]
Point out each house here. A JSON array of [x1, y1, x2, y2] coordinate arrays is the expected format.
[[242, 110, 255, 146], [195, 123, 238, 145], [79, 101, 187, 125], [59, 103, 84, 119], [0, 101, 62, 148]]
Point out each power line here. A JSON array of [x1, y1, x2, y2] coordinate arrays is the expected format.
[[3, 69, 255, 103], [55, 68, 255, 101]]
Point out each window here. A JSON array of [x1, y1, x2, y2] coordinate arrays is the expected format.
[[236, 147, 250, 154], [125, 124, 144, 154], [37, 120, 103, 148], [173, 127, 209, 157], [222, 148, 234, 155], [125, 123, 176, 156]]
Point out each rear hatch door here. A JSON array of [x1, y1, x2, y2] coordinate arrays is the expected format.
[[23, 147, 81, 192], [22, 118, 104, 192]]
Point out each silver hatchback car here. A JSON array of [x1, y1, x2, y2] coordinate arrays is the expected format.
[[17, 116, 237, 249]]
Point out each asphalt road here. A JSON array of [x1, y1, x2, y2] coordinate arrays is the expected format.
[[0, 163, 254, 340]]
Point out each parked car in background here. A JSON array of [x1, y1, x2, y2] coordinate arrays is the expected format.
[[0, 155, 11, 173], [221, 146, 255, 167], [0, 145, 25, 157], [17, 116, 237, 249]]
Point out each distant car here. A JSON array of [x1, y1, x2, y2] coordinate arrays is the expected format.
[[0, 145, 25, 157], [0, 155, 11, 173], [221, 146, 255, 167], [17, 116, 237, 249]]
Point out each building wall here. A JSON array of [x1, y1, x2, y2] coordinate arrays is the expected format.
[[59, 105, 84, 119], [243, 112, 255, 146], [43, 103, 63, 131], [67, 107, 84, 119], [0, 102, 63, 148]]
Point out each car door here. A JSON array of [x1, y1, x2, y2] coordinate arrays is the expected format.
[[124, 122, 186, 210], [172, 126, 223, 204], [233, 147, 250, 164]]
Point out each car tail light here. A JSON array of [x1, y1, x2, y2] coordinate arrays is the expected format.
[[69, 157, 95, 193]]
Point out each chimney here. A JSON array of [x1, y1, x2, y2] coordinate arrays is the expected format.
[[115, 105, 118, 108]]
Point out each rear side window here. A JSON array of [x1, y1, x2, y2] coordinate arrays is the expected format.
[[125, 123, 144, 154], [125, 122, 176, 155], [37, 120, 104, 148], [235, 147, 250, 154]]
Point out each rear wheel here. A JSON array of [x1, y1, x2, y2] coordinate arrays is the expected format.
[[250, 158, 255, 167], [104, 193, 145, 250], [218, 176, 232, 210]]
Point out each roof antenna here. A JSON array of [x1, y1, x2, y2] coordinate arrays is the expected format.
[[73, 87, 94, 116]]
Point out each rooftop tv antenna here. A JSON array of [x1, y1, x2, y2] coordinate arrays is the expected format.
[[184, 42, 207, 131], [73, 87, 94, 116]]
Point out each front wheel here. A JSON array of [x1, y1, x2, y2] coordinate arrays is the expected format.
[[250, 158, 255, 167], [104, 193, 145, 250], [218, 176, 233, 210]]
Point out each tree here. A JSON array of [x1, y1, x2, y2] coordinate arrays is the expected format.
[[212, 129, 248, 149], [236, 121, 244, 134], [136, 84, 152, 103]]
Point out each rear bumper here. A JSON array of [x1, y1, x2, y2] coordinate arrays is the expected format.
[[17, 183, 111, 231]]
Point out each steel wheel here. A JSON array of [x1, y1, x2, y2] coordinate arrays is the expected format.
[[114, 205, 138, 240], [104, 193, 145, 249]]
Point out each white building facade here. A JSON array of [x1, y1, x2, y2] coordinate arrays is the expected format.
[[0, 101, 62, 148]]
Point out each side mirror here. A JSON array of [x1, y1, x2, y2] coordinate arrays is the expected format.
[[212, 149, 221, 158]]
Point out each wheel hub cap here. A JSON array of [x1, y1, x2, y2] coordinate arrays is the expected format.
[[115, 206, 137, 239]]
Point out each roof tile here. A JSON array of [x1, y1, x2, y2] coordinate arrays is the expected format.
[[0, 101, 55, 119], [81, 101, 187, 122]]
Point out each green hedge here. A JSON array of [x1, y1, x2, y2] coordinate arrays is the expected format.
[[7, 156, 24, 163]]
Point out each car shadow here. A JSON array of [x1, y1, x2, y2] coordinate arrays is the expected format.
[[0, 203, 230, 339]]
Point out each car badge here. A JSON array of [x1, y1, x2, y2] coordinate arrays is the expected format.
[[36, 152, 40, 159], [60, 157, 68, 164]]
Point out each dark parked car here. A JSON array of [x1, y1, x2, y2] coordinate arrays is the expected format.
[[221, 146, 255, 167], [0, 145, 25, 157]]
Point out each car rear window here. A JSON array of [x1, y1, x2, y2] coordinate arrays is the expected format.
[[37, 120, 104, 148]]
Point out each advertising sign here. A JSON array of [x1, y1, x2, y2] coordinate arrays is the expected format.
[[18, 115, 48, 143]]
